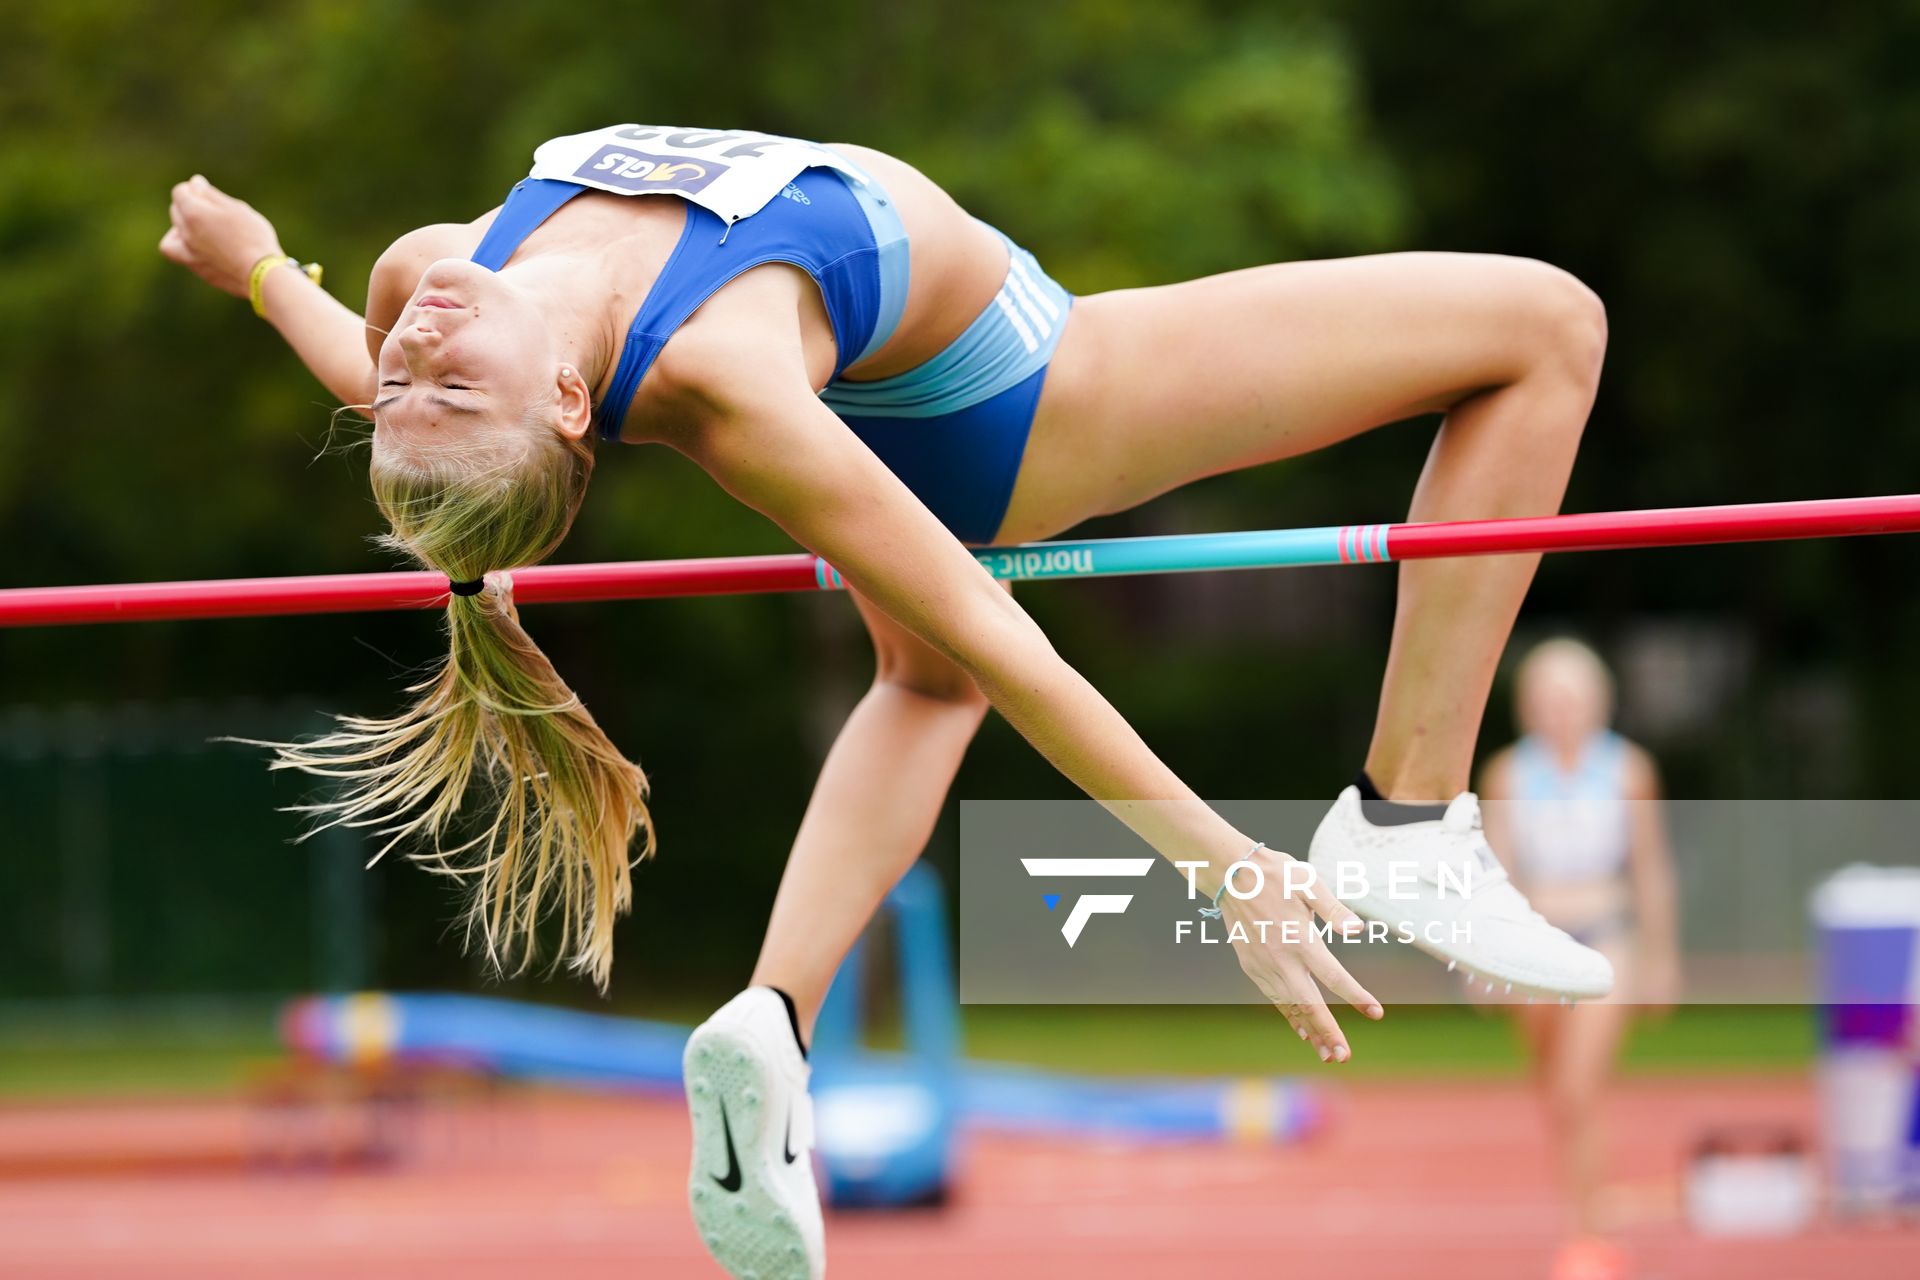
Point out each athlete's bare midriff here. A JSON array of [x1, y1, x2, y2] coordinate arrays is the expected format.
[[822, 144, 1009, 381]]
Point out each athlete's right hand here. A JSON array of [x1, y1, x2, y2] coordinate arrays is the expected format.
[[159, 176, 283, 299], [1220, 845, 1383, 1062]]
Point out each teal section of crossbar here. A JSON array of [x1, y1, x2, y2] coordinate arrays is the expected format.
[[811, 525, 1380, 591], [968, 525, 1367, 582]]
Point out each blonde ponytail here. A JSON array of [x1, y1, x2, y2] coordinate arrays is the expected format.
[[262, 418, 651, 989]]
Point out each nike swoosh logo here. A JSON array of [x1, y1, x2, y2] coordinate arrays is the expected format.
[[783, 1109, 798, 1165], [712, 1100, 743, 1192]]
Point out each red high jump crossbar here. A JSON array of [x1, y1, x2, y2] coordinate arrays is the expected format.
[[2, 493, 1917, 629]]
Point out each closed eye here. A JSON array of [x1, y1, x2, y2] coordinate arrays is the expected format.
[[372, 378, 484, 416], [379, 379, 472, 388]]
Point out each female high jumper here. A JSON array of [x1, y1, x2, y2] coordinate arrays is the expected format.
[[1482, 639, 1679, 1280], [163, 124, 1613, 1280]]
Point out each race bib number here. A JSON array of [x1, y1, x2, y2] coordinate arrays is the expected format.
[[529, 125, 870, 223]]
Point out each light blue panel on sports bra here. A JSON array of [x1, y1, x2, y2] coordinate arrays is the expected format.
[[821, 226, 1070, 421], [1508, 730, 1632, 885], [829, 150, 910, 366]]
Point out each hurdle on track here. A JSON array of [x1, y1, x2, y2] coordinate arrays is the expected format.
[[3, 493, 1918, 628]]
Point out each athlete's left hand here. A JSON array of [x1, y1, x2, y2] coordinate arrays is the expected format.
[[1219, 846, 1383, 1062], [159, 175, 284, 298]]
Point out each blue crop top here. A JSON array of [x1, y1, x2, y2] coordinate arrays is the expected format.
[[468, 167, 898, 442]]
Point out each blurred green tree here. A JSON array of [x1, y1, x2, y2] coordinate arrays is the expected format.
[[0, 0, 1412, 999]]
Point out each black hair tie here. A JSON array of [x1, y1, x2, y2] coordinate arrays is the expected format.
[[448, 578, 486, 597]]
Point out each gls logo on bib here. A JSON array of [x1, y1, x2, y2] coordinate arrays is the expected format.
[[575, 145, 723, 195]]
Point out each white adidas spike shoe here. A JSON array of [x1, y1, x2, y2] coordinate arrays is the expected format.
[[684, 988, 825, 1280], [1308, 787, 1615, 1001]]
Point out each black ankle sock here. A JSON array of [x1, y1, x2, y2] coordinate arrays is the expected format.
[[764, 985, 808, 1059], [1353, 770, 1449, 826]]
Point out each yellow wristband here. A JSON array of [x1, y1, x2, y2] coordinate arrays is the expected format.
[[248, 254, 324, 318]]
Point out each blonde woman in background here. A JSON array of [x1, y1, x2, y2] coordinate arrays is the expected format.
[[1481, 639, 1680, 1280]]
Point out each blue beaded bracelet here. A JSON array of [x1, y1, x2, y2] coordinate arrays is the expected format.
[[1199, 841, 1267, 918]]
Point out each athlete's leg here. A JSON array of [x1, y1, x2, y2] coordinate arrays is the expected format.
[[1537, 993, 1634, 1235], [749, 589, 990, 1040], [1006, 251, 1607, 800]]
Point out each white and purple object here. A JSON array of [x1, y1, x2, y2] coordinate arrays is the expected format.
[[1811, 865, 1920, 1212]]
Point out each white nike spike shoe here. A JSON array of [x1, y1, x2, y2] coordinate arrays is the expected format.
[[684, 988, 825, 1280], [1308, 787, 1615, 1001]]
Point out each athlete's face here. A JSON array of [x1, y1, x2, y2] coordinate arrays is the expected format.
[[373, 259, 566, 443]]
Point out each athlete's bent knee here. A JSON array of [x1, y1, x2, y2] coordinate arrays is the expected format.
[[1513, 259, 1607, 389]]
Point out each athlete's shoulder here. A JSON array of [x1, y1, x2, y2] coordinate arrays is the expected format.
[[1616, 736, 1661, 796], [369, 221, 481, 301], [362, 221, 482, 359], [377, 220, 483, 274]]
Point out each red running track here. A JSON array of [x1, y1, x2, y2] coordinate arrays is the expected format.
[[1, 1075, 1914, 1279]]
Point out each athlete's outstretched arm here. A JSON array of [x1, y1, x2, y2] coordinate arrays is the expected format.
[[160, 176, 415, 413], [676, 336, 1382, 1058]]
